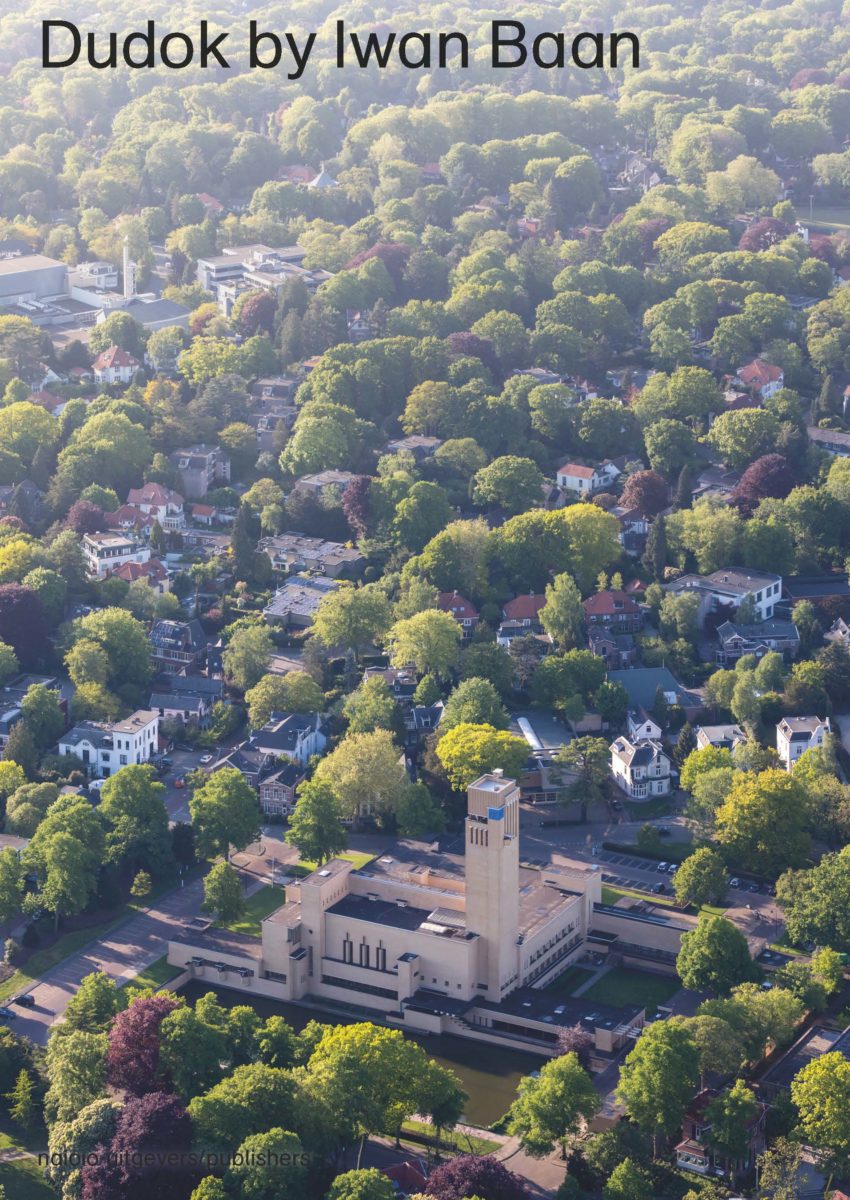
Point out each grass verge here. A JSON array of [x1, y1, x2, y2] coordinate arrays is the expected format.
[[219, 886, 286, 937], [400, 1119, 499, 1154], [120, 955, 180, 994]]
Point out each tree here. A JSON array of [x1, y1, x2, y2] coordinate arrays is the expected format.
[[287, 780, 347, 866], [99, 765, 172, 875], [245, 672, 324, 728], [0, 642, 17, 687], [424, 1154, 530, 1200], [187, 1062, 300, 1155], [777, 846, 850, 952], [396, 782, 445, 837], [313, 731, 408, 823], [507, 1052, 599, 1159], [79, 1090, 196, 1200], [680, 745, 735, 793], [46, 1097, 121, 1199], [226, 1128, 306, 1200], [644, 419, 696, 477], [472, 456, 544, 515], [45, 1030, 108, 1124], [312, 586, 392, 659], [715, 769, 810, 876], [731, 454, 794, 517], [202, 862, 244, 923], [435, 723, 529, 792], [68, 607, 152, 690], [6, 1069, 35, 1129], [0, 849, 21, 925], [106, 993, 180, 1096], [620, 470, 669, 517], [674, 1014, 745, 1086], [392, 481, 452, 553], [130, 870, 151, 899], [386, 609, 462, 679], [792, 1052, 850, 1177], [642, 514, 667, 581], [757, 1138, 802, 1200], [222, 624, 273, 692], [674, 848, 728, 908], [540, 573, 583, 651], [603, 1158, 651, 1200], [555, 738, 610, 813], [342, 677, 399, 735], [441, 678, 507, 732], [617, 1021, 699, 1150], [64, 970, 120, 1033], [189, 768, 260, 861], [677, 915, 757, 995], [326, 1168, 396, 1200], [0, 584, 48, 667]]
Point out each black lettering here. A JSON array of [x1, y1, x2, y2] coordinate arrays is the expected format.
[[123, 21, 155, 68], [533, 32, 565, 68], [439, 32, 468, 68], [161, 32, 194, 69], [348, 28, 396, 68], [285, 32, 316, 80], [611, 31, 640, 68], [88, 31, 117, 69], [572, 32, 604, 69], [250, 22, 282, 68], [398, 32, 429, 69], [43, 20, 80, 67], [491, 21, 527, 68], [199, 21, 229, 68]]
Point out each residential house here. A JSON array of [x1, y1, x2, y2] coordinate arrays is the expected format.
[[383, 435, 443, 461], [58, 710, 159, 777], [149, 673, 223, 728], [181, 530, 232, 558], [626, 711, 662, 742], [259, 533, 365, 579], [776, 716, 830, 769], [825, 616, 850, 648], [610, 737, 671, 798], [715, 618, 799, 665], [250, 376, 297, 405], [91, 345, 141, 386], [663, 568, 782, 625], [583, 589, 643, 633], [362, 667, 418, 710], [251, 712, 327, 766], [676, 1087, 766, 1179], [736, 358, 784, 399], [293, 470, 358, 498], [782, 573, 850, 606], [807, 425, 850, 458], [82, 532, 150, 580], [125, 483, 185, 531], [691, 465, 742, 504], [555, 462, 607, 495], [259, 762, 307, 816], [112, 558, 169, 593], [610, 505, 649, 555], [761, 1021, 850, 1101], [405, 702, 444, 742], [263, 576, 340, 629], [607, 666, 703, 722], [587, 627, 637, 670], [170, 445, 231, 500], [437, 591, 479, 640], [497, 594, 547, 645], [696, 724, 747, 752], [149, 619, 208, 674]]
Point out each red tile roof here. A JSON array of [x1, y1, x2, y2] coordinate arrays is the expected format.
[[112, 558, 167, 583], [737, 358, 783, 389], [558, 462, 596, 478], [127, 483, 183, 507], [437, 591, 479, 620], [503, 593, 546, 621], [583, 589, 641, 617], [92, 345, 140, 372]]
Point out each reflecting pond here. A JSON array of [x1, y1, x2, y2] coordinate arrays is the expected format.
[[177, 980, 544, 1127]]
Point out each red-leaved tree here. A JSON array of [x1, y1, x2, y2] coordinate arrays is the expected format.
[[106, 994, 180, 1096]]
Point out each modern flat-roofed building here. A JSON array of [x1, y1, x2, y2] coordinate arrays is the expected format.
[[0, 254, 68, 305], [58, 710, 159, 777], [663, 567, 782, 624], [82, 532, 151, 580]]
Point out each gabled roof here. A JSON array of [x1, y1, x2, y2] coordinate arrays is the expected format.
[[437, 591, 478, 620], [583, 589, 641, 618], [557, 462, 596, 478], [92, 345, 140, 371], [503, 593, 546, 621], [737, 358, 783, 388], [127, 482, 183, 508]]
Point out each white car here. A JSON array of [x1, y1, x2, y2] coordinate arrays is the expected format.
[[199, 754, 214, 765]]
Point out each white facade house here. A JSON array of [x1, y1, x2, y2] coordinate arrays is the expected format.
[[125, 483, 185, 531], [91, 345, 141, 386], [610, 737, 671, 799], [663, 568, 782, 625], [556, 462, 603, 494], [82, 532, 151, 580], [58, 710, 160, 777], [627, 711, 662, 742], [776, 716, 831, 770]]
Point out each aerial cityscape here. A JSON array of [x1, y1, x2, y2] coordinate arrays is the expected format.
[[0, 0, 850, 1197]]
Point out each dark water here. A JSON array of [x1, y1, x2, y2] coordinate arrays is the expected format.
[[177, 980, 543, 1126]]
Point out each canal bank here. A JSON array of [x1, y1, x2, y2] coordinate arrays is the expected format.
[[176, 979, 545, 1128]]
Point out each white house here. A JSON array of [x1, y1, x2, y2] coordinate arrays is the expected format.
[[82, 532, 151, 580], [91, 345, 141, 386], [736, 358, 784, 400], [627, 711, 662, 742], [696, 724, 747, 752], [251, 711, 327, 766], [125, 483, 185, 531], [58, 710, 160, 778], [556, 462, 604, 495], [776, 716, 830, 770], [663, 568, 782, 626], [610, 737, 671, 799]]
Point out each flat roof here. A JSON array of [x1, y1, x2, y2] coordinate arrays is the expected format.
[[0, 254, 64, 275]]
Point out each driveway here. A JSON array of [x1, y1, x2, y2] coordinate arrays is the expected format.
[[8, 876, 206, 1045]]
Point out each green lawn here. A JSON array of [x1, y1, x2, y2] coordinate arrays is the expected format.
[[400, 1119, 499, 1154], [296, 850, 375, 873], [583, 967, 680, 1016], [219, 885, 286, 937], [809, 205, 850, 233], [120, 955, 180, 994], [0, 1129, 52, 1200], [602, 884, 675, 908], [542, 965, 594, 996], [624, 796, 673, 819]]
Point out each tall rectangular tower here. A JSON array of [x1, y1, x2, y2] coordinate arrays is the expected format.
[[464, 771, 520, 999]]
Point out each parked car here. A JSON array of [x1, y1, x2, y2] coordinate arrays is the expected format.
[[12, 994, 35, 1008], [652, 882, 667, 894], [0, 1007, 17, 1020], [174, 777, 186, 789], [668, 863, 678, 874], [729, 877, 741, 888], [199, 754, 214, 765], [657, 862, 669, 872], [657, 826, 671, 837]]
